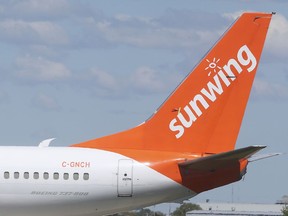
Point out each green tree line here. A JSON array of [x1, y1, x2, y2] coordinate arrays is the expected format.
[[110, 203, 201, 216]]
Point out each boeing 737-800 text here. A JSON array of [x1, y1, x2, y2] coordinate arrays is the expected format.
[[0, 12, 276, 216]]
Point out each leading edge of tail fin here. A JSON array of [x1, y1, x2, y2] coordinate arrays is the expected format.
[[72, 12, 273, 154]]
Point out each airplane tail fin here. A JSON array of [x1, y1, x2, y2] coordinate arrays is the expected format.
[[72, 12, 273, 154]]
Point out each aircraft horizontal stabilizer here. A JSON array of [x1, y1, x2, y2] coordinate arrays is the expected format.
[[178, 146, 266, 193], [179, 146, 266, 169]]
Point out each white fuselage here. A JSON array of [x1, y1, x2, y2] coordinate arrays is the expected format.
[[0, 147, 195, 216]]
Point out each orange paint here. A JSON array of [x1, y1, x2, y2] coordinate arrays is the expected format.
[[71, 13, 273, 193]]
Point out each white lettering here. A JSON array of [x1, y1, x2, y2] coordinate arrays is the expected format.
[[237, 45, 257, 72], [218, 70, 231, 87], [201, 74, 224, 102], [223, 59, 242, 79], [189, 94, 209, 117], [169, 44, 257, 139], [169, 119, 184, 139], [177, 105, 197, 128]]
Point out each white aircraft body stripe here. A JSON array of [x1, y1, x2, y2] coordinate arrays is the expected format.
[[0, 147, 195, 216]]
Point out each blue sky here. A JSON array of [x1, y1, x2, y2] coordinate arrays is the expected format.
[[0, 0, 287, 209]]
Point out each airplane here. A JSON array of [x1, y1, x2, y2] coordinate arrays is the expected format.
[[0, 12, 277, 216]]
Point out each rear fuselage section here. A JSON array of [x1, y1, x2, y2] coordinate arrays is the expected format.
[[0, 147, 194, 216]]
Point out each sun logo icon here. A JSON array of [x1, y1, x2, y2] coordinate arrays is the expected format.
[[205, 58, 221, 76]]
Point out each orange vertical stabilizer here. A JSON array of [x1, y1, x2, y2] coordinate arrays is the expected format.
[[72, 12, 273, 155]]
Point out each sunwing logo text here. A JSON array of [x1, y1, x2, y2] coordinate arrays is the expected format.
[[169, 45, 257, 139]]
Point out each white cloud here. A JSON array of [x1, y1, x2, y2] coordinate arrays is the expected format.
[[90, 68, 118, 90], [266, 13, 288, 59], [130, 67, 166, 93], [0, 0, 71, 21], [80, 66, 176, 97], [0, 6, 226, 51], [0, 20, 69, 45], [32, 93, 60, 111], [252, 78, 288, 100], [29, 21, 69, 45], [93, 22, 216, 49], [65, 65, 183, 99], [222, 11, 243, 21], [80, 10, 224, 50], [114, 14, 151, 24], [15, 56, 70, 82]]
